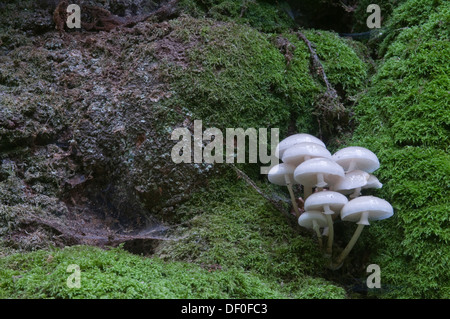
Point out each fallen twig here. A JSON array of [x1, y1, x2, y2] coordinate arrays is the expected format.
[[296, 30, 347, 139], [296, 31, 337, 97]]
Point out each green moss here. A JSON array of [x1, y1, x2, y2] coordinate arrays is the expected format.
[[168, 17, 291, 131], [379, 0, 447, 55], [167, 16, 368, 136], [385, 0, 444, 30], [178, 0, 295, 33], [358, 7, 449, 148], [275, 32, 319, 106], [154, 169, 347, 298], [302, 30, 369, 97], [274, 30, 369, 138], [348, 0, 450, 298], [0, 245, 345, 298]]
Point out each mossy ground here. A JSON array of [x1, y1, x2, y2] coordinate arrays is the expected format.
[[0, 236, 345, 299], [0, 245, 305, 299]]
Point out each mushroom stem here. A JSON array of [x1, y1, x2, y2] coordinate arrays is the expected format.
[[316, 173, 327, 188], [358, 211, 370, 226], [312, 220, 323, 249], [331, 212, 369, 268], [323, 204, 334, 215], [325, 215, 334, 257], [285, 176, 300, 218], [303, 185, 312, 200], [332, 223, 364, 268], [323, 206, 334, 256], [330, 217, 367, 270], [350, 187, 362, 199]]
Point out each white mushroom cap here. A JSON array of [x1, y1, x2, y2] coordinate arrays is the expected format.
[[268, 163, 297, 186], [294, 158, 345, 188], [304, 191, 348, 215], [281, 142, 332, 166], [276, 133, 326, 159], [340, 196, 394, 225], [332, 170, 370, 196], [298, 211, 328, 229], [332, 146, 380, 173], [363, 174, 383, 189]]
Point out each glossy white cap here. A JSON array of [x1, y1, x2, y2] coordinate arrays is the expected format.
[[363, 174, 383, 189], [282, 142, 331, 166], [332, 170, 370, 195], [332, 146, 380, 173], [298, 211, 328, 229], [304, 191, 348, 215], [268, 163, 296, 186], [276, 133, 326, 159], [340, 196, 393, 225], [294, 158, 345, 188]]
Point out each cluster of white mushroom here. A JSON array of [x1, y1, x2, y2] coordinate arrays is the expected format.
[[268, 133, 393, 269]]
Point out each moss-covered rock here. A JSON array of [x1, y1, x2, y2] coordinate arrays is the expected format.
[[347, 0, 449, 298], [178, 0, 295, 33], [379, 0, 448, 56], [300, 30, 369, 99], [0, 0, 374, 298], [166, 16, 292, 130]]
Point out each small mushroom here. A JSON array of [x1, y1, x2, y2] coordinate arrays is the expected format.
[[304, 191, 348, 255], [293, 158, 345, 198], [332, 146, 380, 173], [332, 170, 370, 198], [331, 196, 394, 269], [298, 211, 328, 249], [363, 174, 383, 190], [281, 142, 331, 166], [268, 163, 301, 217], [275, 133, 326, 159]]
